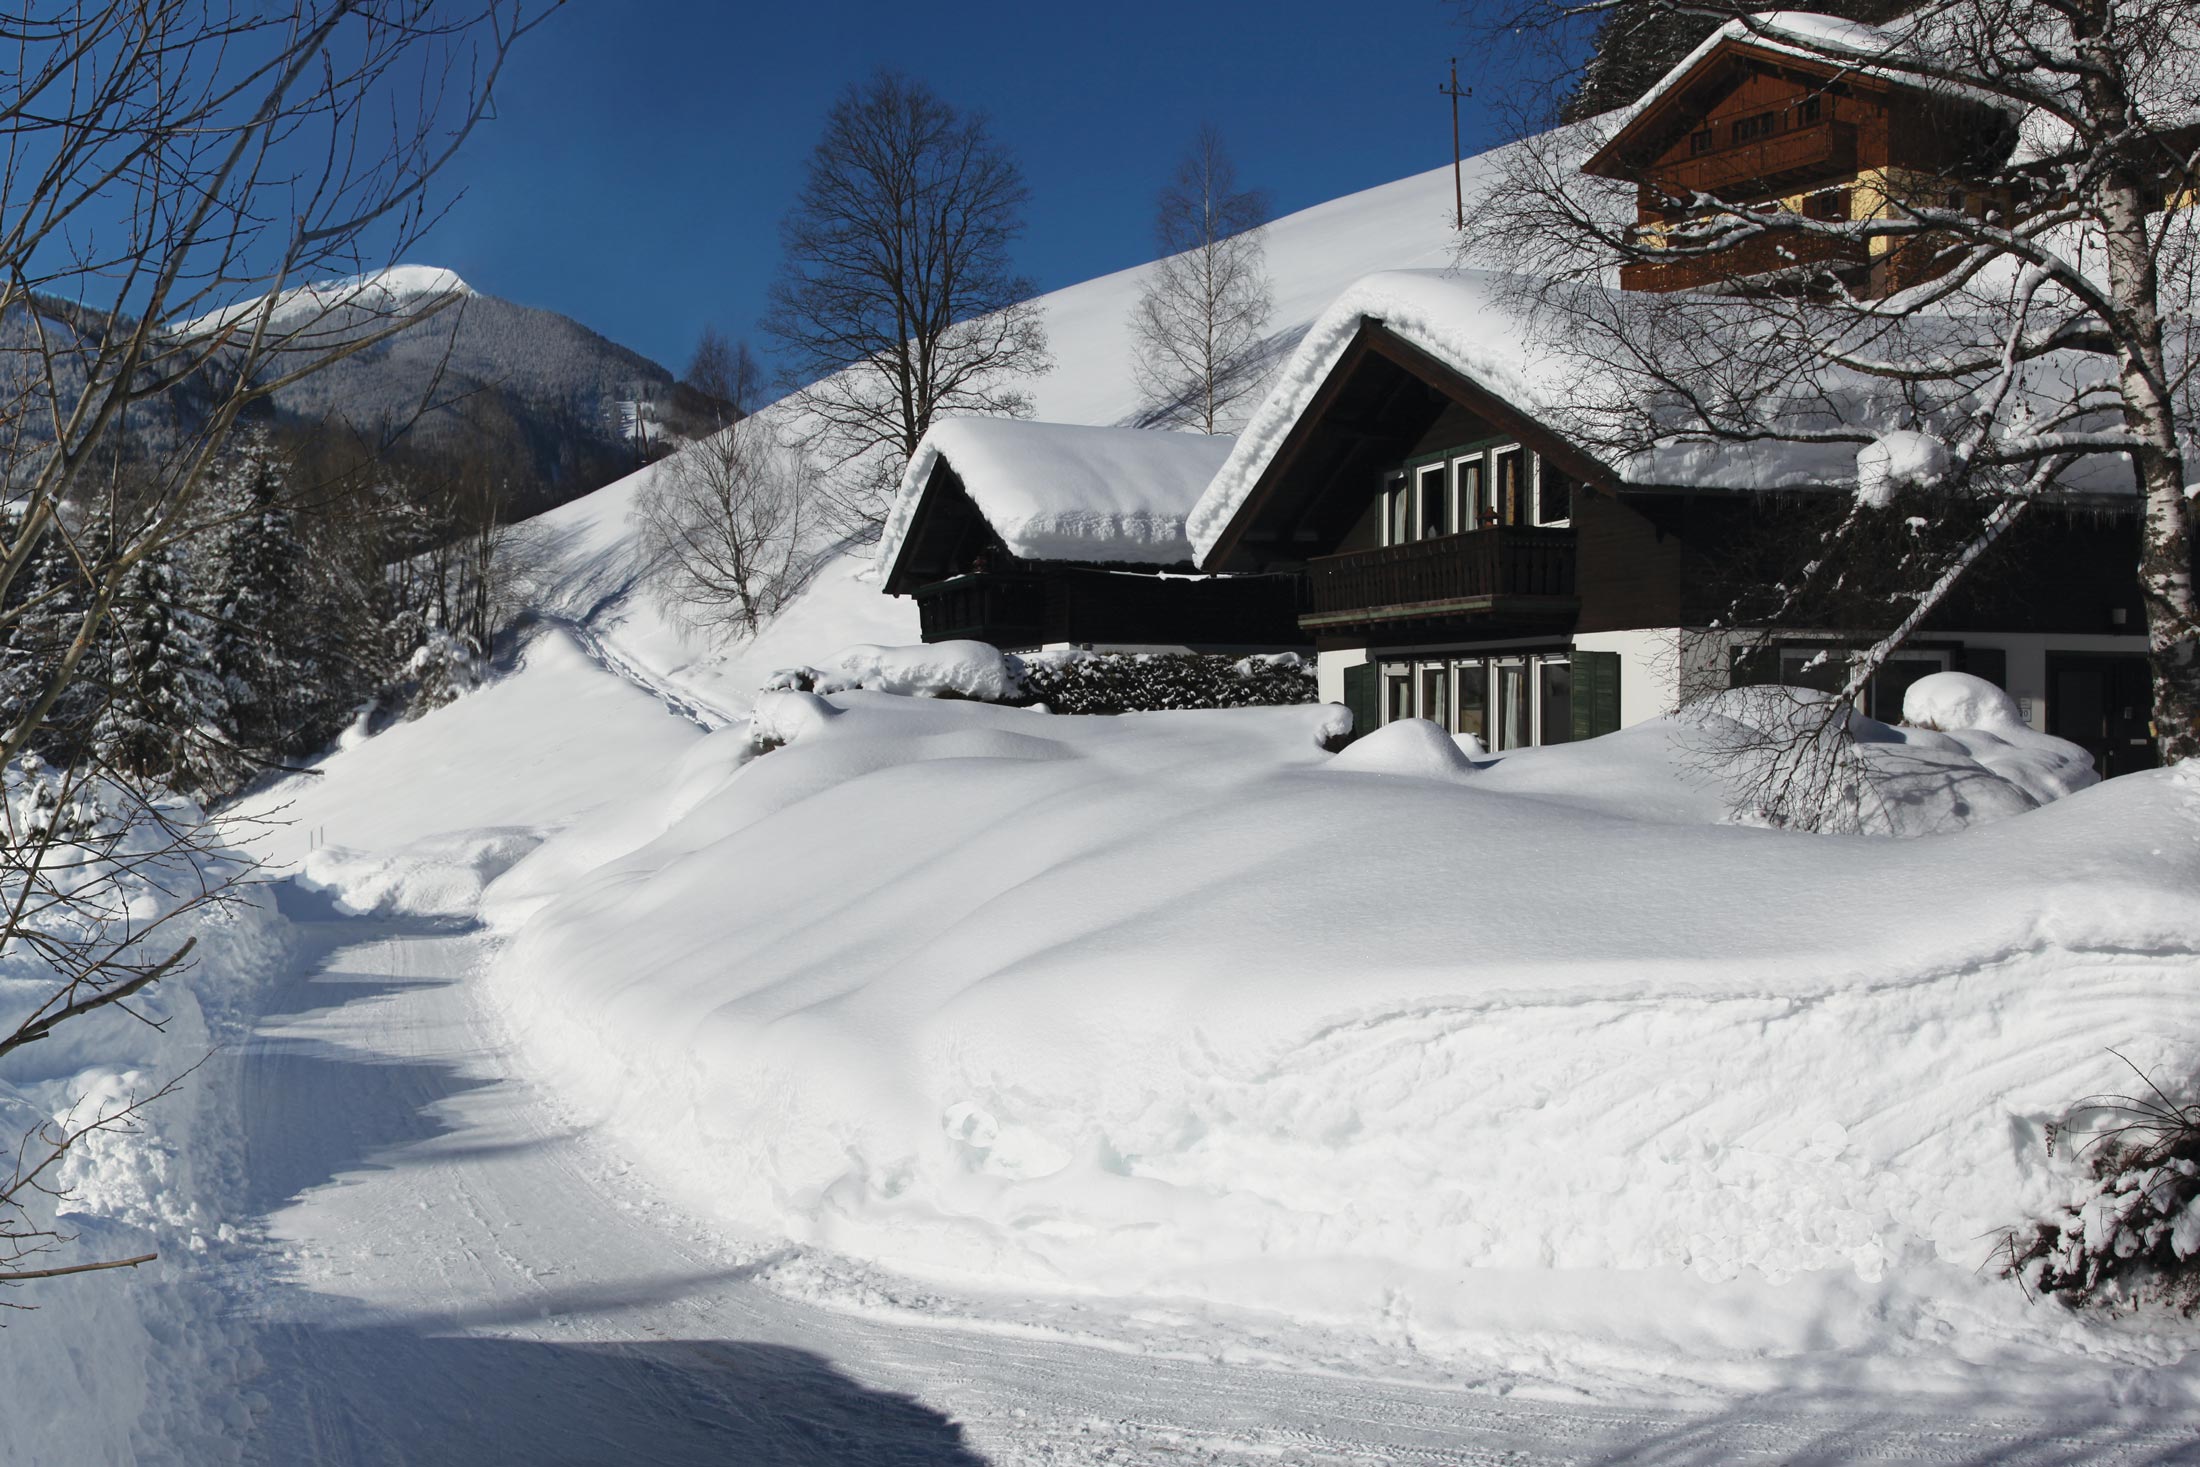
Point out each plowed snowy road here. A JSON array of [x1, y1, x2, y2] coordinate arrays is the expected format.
[[224, 882, 2199, 1465]]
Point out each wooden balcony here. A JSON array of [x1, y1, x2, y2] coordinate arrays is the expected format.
[[914, 568, 1306, 650], [1620, 228, 1872, 292], [1300, 527, 1577, 631], [1652, 121, 1856, 197]]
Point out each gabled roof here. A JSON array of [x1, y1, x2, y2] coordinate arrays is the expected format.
[[876, 418, 1238, 591], [1583, 11, 2016, 181], [1187, 269, 2140, 569]]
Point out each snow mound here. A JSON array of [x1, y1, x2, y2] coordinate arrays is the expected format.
[[1902, 670, 2023, 731], [1328, 717, 1479, 781], [1681, 683, 2098, 834], [298, 828, 542, 917], [770, 641, 1019, 702], [878, 418, 1235, 574], [483, 695, 2200, 1397], [1856, 429, 1951, 507]]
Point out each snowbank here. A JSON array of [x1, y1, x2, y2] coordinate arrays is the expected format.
[[1329, 716, 1479, 781], [0, 769, 286, 1464], [483, 693, 2200, 1398]]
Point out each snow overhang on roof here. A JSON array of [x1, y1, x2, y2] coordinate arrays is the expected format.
[[876, 417, 1237, 586], [1188, 270, 1577, 566], [1186, 268, 2142, 568], [1583, 11, 2020, 180]]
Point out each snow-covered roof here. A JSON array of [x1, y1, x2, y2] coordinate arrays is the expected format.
[[1186, 268, 2142, 565], [1187, 270, 1818, 562], [1610, 11, 2020, 137], [878, 417, 1238, 576]]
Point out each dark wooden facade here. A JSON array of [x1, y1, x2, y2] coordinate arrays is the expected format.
[[1581, 36, 2015, 297], [885, 457, 1307, 653], [1196, 314, 2148, 757], [913, 567, 1305, 651]]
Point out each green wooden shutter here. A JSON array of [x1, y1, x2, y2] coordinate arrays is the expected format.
[[1570, 649, 1622, 740], [1342, 661, 1380, 743]]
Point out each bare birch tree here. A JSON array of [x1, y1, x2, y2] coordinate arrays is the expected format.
[[762, 70, 1051, 541], [639, 416, 825, 637], [0, 0, 550, 1294], [1468, 0, 2200, 818], [1130, 126, 1275, 434]]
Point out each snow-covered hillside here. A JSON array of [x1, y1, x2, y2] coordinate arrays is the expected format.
[[522, 156, 1476, 718]]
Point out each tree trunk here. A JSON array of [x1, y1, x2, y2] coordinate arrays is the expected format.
[[2088, 54, 2200, 764]]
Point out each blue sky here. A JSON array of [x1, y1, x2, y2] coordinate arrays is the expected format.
[[418, 0, 1532, 375]]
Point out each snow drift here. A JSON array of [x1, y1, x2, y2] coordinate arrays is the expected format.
[[482, 691, 2200, 1398]]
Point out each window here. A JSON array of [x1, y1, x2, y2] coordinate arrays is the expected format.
[[1535, 464, 1572, 526], [1690, 128, 1714, 155], [1737, 643, 1954, 720], [1492, 659, 1532, 750], [1732, 112, 1777, 145], [1416, 463, 1451, 541], [1455, 455, 1486, 530], [1383, 472, 1408, 546], [1420, 664, 1449, 725], [1797, 95, 1822, 126], [1804, 187, 1849, 221], [1538, 658, 1573, 745], [1455, 661, 1487, 740], [1380, 651, 1579, 749], [1867, 652, 1949, 723], [1492, 449, 1526, 526]]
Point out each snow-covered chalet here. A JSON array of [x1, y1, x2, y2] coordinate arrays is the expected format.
[[876, 417, 1305, 654]]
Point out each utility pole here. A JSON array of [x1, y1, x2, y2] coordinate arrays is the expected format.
[[1439, 59, 1471, 231]]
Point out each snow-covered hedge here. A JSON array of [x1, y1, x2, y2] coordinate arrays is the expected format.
[[767, 641, 1318, 716], [1014, 650, 1315, 715]]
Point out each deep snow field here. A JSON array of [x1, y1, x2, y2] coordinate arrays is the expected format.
[[12, 138, 2200, 1463]]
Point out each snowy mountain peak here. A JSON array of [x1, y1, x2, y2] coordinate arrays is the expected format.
[[172, 263, 475, 339]]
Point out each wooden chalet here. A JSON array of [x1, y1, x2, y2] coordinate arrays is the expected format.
[[877, 418, 1304, 654], [1188, 271, 2157, 778], [1581, 16, 2020, 296]]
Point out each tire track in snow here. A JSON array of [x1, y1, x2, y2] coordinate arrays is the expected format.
[[545, 612, 741, 732]]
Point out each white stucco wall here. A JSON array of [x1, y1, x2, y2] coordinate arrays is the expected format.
[[1317, 646, 1373, 708], [1572, 628, 1683, 728]]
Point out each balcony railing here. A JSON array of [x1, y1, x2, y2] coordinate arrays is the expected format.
[[1301, 527, 1576, 629], [1653, 120, 1857, 197], [1620, 228, 1873, 292]]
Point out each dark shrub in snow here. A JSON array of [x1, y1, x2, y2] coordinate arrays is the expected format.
[[1013, 651, 1315, 715], [2002, 1063, 2200, 1314]]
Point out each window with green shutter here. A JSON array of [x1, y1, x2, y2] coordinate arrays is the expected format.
[[1570, 649, 1622, 739], [1342, 661, 1380, 744]]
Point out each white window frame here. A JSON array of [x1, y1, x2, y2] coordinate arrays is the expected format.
[[1380, 471, 1408, 547], [1415, 462, 1453, 542], [1452, 452, 1488, 531], [1532, 457, 1572, 528]]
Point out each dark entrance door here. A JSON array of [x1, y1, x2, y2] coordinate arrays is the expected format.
[[2046, 652, 2159, 779]]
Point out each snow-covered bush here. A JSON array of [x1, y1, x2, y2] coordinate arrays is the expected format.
[[1014, 649, 1314, 714], [765, 640, 1017, 702], [400, 628, 485, 717], [767, 642, 1318, 715], [2002, 1065, 2200, 1314]]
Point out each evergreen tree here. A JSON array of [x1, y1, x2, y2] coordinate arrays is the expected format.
[[2, 505, 111, 761], [96, 541, 233, 798], [195, 427, 316, 759]]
